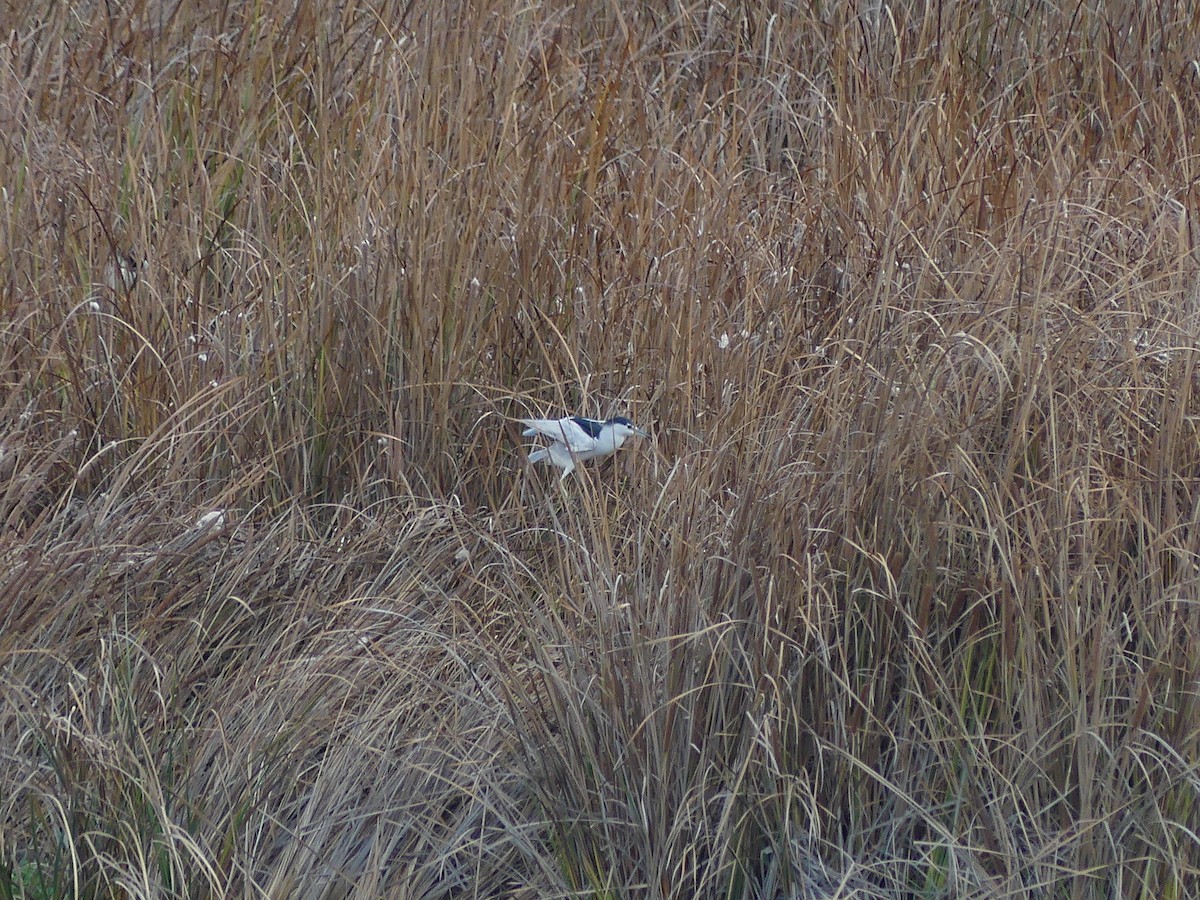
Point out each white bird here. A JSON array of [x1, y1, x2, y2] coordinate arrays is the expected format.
[[520, 415, 649, 479]]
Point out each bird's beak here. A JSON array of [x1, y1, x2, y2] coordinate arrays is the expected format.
[[633, 426, 649, 438]]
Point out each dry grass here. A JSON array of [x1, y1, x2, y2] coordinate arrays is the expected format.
[[3, 0, 1200, 896]]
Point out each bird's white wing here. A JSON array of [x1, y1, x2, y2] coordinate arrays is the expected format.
[[519, 417, 599, 452]]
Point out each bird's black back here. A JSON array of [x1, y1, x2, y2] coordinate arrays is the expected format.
[[571, 416, 604, 438]]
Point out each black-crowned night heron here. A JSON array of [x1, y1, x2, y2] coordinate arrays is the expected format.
[[520, 415, 649, 479]]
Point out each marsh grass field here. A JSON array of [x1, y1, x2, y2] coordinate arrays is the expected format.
[[3, 0, 1200, 896]]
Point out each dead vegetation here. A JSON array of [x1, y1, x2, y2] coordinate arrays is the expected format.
[[3, 0, 1200, 896]]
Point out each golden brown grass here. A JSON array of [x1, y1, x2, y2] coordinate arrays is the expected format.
[[3, 0, 1200, 896]]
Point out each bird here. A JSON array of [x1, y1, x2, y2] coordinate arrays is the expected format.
[[105, 250, 147, 291], [520, 415, 649, 479]]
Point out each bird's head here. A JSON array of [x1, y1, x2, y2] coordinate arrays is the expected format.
[[607, 416, 649, 440]]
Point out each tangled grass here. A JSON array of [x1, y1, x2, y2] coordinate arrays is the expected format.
[[3, 1, 1200, 896]]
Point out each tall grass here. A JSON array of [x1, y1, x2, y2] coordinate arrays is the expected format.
[[3, 0, 1200, 896]]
